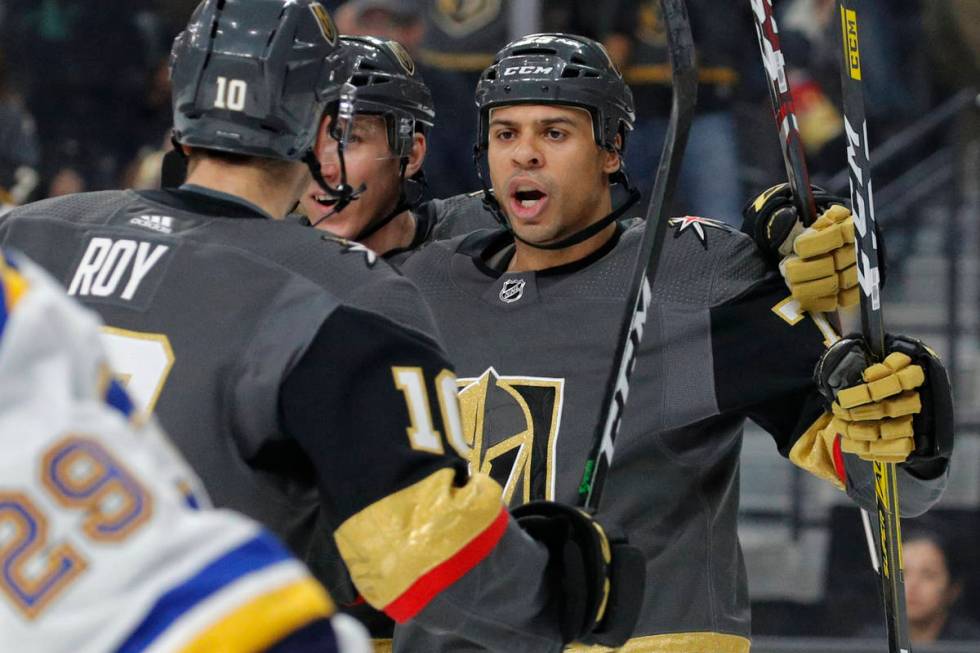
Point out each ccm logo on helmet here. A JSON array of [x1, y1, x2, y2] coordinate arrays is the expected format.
[[503, 65, 554, 76]]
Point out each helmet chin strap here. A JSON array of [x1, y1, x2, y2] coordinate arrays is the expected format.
[[302, 150, 365, 227], [473, 145, 641, 251], [353, 163, 428, 242], [304, 85, 369, 226]]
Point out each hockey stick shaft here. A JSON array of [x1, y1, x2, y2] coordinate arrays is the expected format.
[[836, 2, 910, 651], [577, 0, 697, 512], [749, 0, 818, 227]]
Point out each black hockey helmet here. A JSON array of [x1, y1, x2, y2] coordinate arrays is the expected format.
[[475, 33, 635, 154], [341, 35, 435, 158], [170, 0, 346, 162], [307, 36, 434, 239], [472, 33, 640, 251]]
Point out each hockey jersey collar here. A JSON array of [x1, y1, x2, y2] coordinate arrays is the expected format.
[[135, 185, 274, 221], [460, 224, 625, 279]]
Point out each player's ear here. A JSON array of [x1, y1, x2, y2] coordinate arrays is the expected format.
[[405, 133, 427, 177], [601, 134, 622, 175]]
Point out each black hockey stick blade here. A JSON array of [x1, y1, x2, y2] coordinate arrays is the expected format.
[[577, 0, 697, 513], [749, 0, 818, 226], [836, 2, 909, 651]]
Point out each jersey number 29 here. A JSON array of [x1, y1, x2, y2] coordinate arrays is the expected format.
[[0, 437, 151, 619]]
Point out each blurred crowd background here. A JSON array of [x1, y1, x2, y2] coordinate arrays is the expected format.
[[0, 1, 977, 649]]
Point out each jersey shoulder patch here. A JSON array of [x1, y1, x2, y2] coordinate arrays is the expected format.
[[667, 215, 735, 249]]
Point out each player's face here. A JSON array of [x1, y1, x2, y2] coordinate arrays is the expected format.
[[904, 539, 957, 625], [487, 104, 620, 245], [301, 114, 402, 239]]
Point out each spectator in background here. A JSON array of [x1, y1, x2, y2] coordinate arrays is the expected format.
[[0, 48, 40, 210], [415, 0, 506, 198], [1, 0, 155, 190], [858, 520, 980, 644], [335, 0, 424, 54], [120, 56, 174, 190], [602, 0, 757, 225]]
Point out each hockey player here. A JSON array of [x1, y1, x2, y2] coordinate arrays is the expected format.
[[0, 249, 370, 653], [0, 5, 643, 653], [297, 35, 491, 258], [298, 35, 433, 256], [395, 33, 954, 651]]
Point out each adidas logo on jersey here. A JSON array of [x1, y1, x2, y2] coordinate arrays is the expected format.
[[69, 238, 170, 302], [129, 215, 174, 234]]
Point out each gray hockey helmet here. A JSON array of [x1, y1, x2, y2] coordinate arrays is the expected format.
[[341, 36, 435, 158], [170, 0, 346, 161], [474, 33, 635, 153]]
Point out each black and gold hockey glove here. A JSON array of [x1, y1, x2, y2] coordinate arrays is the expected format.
[[815, 334, 954, 475], [742, 183, 861, 312], [511, 501, 644, 647]]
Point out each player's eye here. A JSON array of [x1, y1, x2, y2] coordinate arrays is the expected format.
[[493, 129, 515, 141], [545, 128, 565, 141]]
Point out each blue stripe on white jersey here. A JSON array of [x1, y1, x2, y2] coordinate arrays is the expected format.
[[105, 377, 136, 419], [115, 531, 293, 653]]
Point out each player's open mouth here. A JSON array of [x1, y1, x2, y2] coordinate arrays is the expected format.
[[314, 194, 338, 208], [508, 182, 549, 221]]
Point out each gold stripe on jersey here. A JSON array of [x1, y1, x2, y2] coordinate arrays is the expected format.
[[789, 412, 846, 491], [179, 577, 334, 653], [334, 468, 504, 609], [566, 631, 751, 652], [0, 257, 28, 311], [372, 639, 393, 652]]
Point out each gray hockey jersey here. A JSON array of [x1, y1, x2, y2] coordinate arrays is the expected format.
[[0, 187, 575, 652], [397, 199, 948, 652]]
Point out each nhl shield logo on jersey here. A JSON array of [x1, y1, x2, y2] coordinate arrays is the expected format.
[[499, 278, 526, 304], [668, 215, 732, 249]]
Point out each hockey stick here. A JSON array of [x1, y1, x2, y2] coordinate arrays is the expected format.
[[836, 2, 910, 651], [748, 0, 818, 227], [577, 0, 696, 512]]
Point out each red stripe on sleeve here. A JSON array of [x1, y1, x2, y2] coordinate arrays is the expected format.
[[383, 507, 509, 623], [832, 433, 848, 487]]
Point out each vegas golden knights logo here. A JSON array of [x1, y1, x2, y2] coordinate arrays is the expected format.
[[457, 368, 564, 504], [433, 0, 501, 37], [309, 2, 338, 45], [387, 40, 416, 75]]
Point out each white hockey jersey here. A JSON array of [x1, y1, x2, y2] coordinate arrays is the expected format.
[[0, 250, 368, 653]]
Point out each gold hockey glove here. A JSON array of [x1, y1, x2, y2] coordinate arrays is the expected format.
[[781, 204, 859, 312], [815, 335, 954, 470], [742, 183, 860, 312]]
